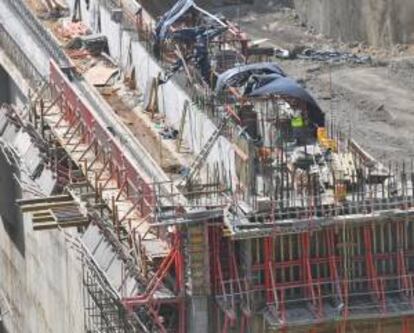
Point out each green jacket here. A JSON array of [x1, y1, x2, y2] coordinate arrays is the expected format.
[[291, 116, 305, 128]]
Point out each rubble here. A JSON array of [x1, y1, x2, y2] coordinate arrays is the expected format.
[[66, 35, 108, 56], [57, 20, 90, 39], [296, 48, 372, 64]]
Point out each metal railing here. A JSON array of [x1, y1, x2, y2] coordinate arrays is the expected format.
[[215, 274, 414, 328]]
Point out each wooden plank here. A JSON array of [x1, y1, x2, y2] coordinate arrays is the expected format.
[[33, 211, 54, 217], [33, 216, 55, 223], [17, 194, 72, 206], [33, 219, 89, 231], [20, 201, 76, 213]]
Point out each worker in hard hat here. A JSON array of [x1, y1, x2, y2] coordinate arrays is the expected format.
[[291, 109, 306, 145]]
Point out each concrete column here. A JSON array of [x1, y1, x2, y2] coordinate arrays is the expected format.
[[188, 296, 210, 333], [186, 223, 211, 333]]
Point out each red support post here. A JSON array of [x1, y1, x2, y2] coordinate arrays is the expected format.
[[301, 232, 318, 316], [173, 232, 186, 333], [264, 237, 273, 304], [363, 224, 386, 313], [396, 221, 412, 306], [402, 317, 411, 333], [280, 287, 286, 325], [326, 229, 343, 304], [221, 315, 230, 333]]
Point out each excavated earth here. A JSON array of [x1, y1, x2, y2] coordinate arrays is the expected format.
[[203, 0, 414, 165], [294, 0, 414, 47]]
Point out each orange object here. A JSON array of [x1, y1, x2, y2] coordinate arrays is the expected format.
[[317, 127, 337, 151], [335, 183, 347, 202]]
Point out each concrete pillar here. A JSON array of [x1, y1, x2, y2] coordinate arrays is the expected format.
[[188, 296, 210, 333], [185, 223, 211, 333]]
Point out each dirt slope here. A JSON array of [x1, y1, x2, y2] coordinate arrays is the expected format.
[[294, 0, 414, 47]]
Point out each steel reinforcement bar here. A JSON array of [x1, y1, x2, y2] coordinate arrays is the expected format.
[[49, 60, 155, 215], [2, 0, 181, 210], [211, 217, 414, 331]]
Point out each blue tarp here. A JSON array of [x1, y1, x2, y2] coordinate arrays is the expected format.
[[155, 0, 194, 41]]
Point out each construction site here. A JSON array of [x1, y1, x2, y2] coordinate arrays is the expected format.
[[2, 0, 414, 332]]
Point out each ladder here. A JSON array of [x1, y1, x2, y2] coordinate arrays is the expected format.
[[180, 112, 231, 187]]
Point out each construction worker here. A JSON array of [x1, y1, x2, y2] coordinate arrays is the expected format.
[[291, 110, 306, 144]]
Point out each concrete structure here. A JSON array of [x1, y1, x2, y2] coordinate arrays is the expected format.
[[0, 83, 84, 333], [1, 0, 414, 333]]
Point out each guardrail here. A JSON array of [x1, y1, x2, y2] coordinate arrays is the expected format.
[[49, 60, 155, 216]]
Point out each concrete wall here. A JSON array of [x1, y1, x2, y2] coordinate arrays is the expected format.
[[0, 51, 85, 332], [294, 0, 414, 46], [0, 66, 10, 104], [0, 118, 85, 333], [0, 201, 85, 333], [0, 65, 26, 108]]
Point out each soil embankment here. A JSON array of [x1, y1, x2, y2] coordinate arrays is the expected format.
[[294, 0, 414, 47]]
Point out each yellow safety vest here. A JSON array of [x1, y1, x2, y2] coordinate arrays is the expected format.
[[291, 116, 304, 128]]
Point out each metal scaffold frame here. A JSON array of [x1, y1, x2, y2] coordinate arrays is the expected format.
[[21, 58, 188, 333], [8, 0, 414, 331], [210, 217, 414, 332], [82, 252, 138, 333]]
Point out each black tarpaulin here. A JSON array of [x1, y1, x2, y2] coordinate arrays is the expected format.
[[170, 25, 227, 43], [214, 62, 286, 94], [249, 76, 324, 126]]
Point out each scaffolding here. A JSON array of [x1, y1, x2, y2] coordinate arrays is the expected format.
[[19, 62, 187, 332], [10, 0, 414, 332], [82, 251, 139, 333]]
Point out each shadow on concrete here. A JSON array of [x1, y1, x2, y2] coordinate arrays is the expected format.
[[0, 321, 9, 333], [0, 152, 25, 257], [0, 66, 10, 104]]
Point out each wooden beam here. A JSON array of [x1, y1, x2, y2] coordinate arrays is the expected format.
[[20, 201, 76, 213], [33, 211, 54, 217], [33, 219, 89, 231], [33, 213, 55, 223], [16, 195, 72, 206]]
